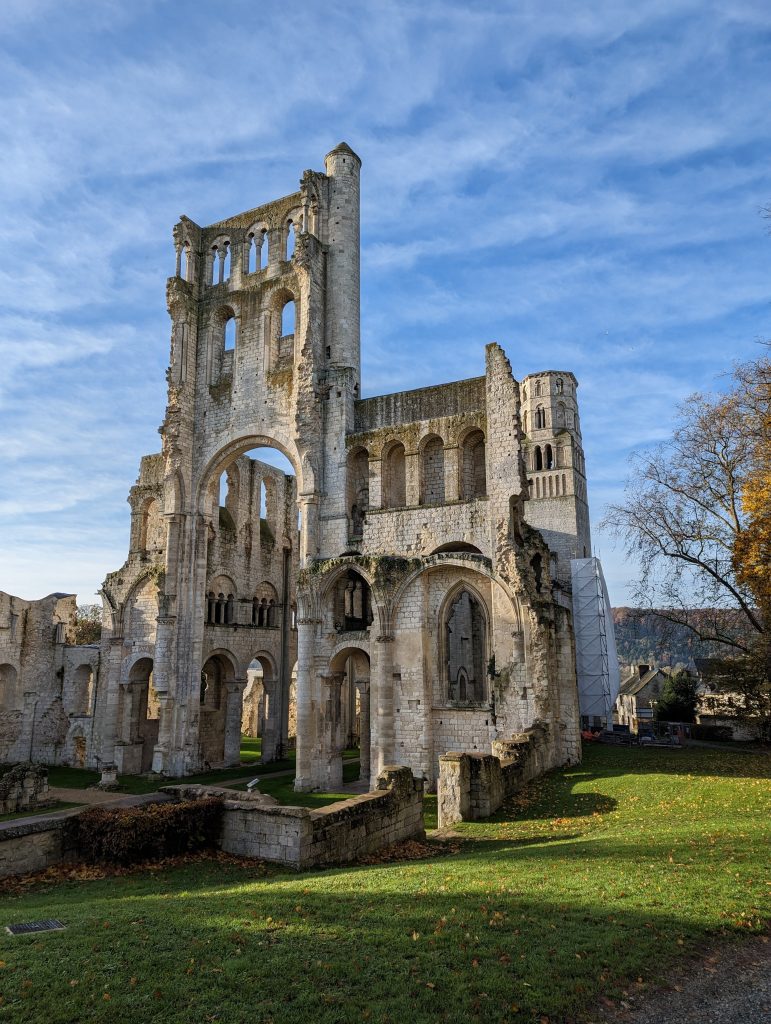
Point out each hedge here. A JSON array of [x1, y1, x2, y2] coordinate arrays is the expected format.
[[76, 797, 223, 865]]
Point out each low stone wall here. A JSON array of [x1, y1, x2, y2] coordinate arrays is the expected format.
[[0, 812, 80, 879], [437, 724, 550, 827], [168, 765, 424, 869], [0, 767, 424, 879]]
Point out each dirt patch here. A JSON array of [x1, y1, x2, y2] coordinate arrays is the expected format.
[[584, 932, 770, 1024]]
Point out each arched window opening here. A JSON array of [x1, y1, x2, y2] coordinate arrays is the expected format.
[[252, 582, 279, 627], [333, 569, 373, 632], [430, 541, 483, 555], [545, 444, 554, 470], [281, 299, 295, 337], [207, 591, 216, 624], [383, 442, 406, 508], [247, 233, 257, 274], [535, 405, 546, 429], [224, 317, 236, 352], [211, 245, 219, 286], [534, 446, 543, 471], [562, 473, 567, 493], [347, 447, 369, 536], [71, 665, 94, 716], [420, 436, 445, 505], [461, 429, 486, 499], [0, 663, 18, 710], [535, 380, 542, 397], [286, 220, 295, 260], [260, 229, 269, 268], [222, 241, 231, 281], [445, 590, 486, 703], [555, 377, 564, 394]]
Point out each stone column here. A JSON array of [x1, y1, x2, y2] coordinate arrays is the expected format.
[[372, 634, 394, 780], [223, 680, 247, 766], [298, 495, 319, 565], [444, 445, 460, 502], [405, 449, 419, 507], [293, 618, 317, 791], [355, 680, 371, 785], [151, 695, 173, 774], [320, 671, 344, 789]]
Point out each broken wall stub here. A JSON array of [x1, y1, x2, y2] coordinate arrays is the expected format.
[[437, 724, 550, 827]]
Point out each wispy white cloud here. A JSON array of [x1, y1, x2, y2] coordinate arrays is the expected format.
[[1, 0, 770, 604]]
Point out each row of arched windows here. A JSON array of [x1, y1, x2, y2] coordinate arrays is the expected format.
[[522, 402, 575, 434], [533, 444, 556, 471], [524, 377, 567, 402], [209, 296, 296, 361], [347, 430, 487, 531], [175, 219, 300, 287]]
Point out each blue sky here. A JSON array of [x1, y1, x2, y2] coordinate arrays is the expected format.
[[1, 0, 770, 606]]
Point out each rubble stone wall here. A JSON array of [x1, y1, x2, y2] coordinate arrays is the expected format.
[[437, 724, 549, 827]]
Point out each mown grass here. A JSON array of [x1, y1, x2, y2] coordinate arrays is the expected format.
[[1, 744, 768, 1024], [43, 737, 296, 794]]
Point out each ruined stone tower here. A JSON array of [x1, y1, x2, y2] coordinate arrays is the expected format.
[[2, 144, 593, 789]]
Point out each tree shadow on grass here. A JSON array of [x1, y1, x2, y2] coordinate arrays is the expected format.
[[2, 850, 762, 1024]]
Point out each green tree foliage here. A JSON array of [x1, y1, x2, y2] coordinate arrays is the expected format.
[[604, 349, 770, 738], [654, 670, 699, 723], [72, 603, 102, 645]]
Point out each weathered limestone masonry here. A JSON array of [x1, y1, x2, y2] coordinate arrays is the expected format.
[[203, 765, 422, 869], [0, 763, 52, 814], [1, 143, 593, 796], [0, 591, 100, 767], [437, 725, 549, 827]]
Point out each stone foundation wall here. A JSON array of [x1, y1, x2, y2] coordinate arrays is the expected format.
[[0, 812, 79, 880], [437, 724, 549, 827], [215, 765, 423, 869]]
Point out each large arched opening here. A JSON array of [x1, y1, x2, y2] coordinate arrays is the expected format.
[[116, 657, 158, 773], [199, 651, 239, 768], [329, 646, 372, 785]]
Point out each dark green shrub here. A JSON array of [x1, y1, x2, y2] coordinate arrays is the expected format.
[[76, 797, 223, 865]]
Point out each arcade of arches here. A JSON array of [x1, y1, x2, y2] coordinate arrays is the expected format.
[[5, 145, 591, 791]]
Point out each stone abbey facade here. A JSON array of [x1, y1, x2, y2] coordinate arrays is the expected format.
[[1, 143, 593, 789]]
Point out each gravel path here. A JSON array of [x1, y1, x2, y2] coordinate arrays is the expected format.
[[588, 934, 770, 1024]]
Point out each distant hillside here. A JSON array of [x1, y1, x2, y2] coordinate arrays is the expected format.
[[611, 608, 742, 669]]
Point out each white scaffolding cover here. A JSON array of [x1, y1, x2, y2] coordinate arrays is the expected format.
[[570, 557, 620, 725]]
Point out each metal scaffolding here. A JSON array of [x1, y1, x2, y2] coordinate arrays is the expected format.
[[570, 557, 620, 727]]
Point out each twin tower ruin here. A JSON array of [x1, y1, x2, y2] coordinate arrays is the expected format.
[[1, 143, 604, 789]]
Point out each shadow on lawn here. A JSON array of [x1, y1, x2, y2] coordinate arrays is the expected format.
[[3, 850, 760, 1024], [574, 743, 771, 781]]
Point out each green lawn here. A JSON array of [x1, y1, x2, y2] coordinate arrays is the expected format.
[[227, 758, 363, 808], [2, 744, 768, 1024], [42, 737, 298, 795]]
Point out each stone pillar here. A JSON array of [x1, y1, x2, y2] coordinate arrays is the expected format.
[[293, 618, 317, 791], [372, 634, 394, 780], [405, 449, 419, 507], [151, 695, 173, 774], [223, 680, 247, 766], [320, 671, 344, 789], [444, 445, 460, 502], [355, 680, 371, 785], [299, 495, 319, 565]]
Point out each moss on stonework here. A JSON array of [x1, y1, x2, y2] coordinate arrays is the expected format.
[[300, 553, 423, 591]]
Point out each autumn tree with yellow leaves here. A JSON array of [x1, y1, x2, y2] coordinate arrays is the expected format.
[[604, 348, 770, 739]]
